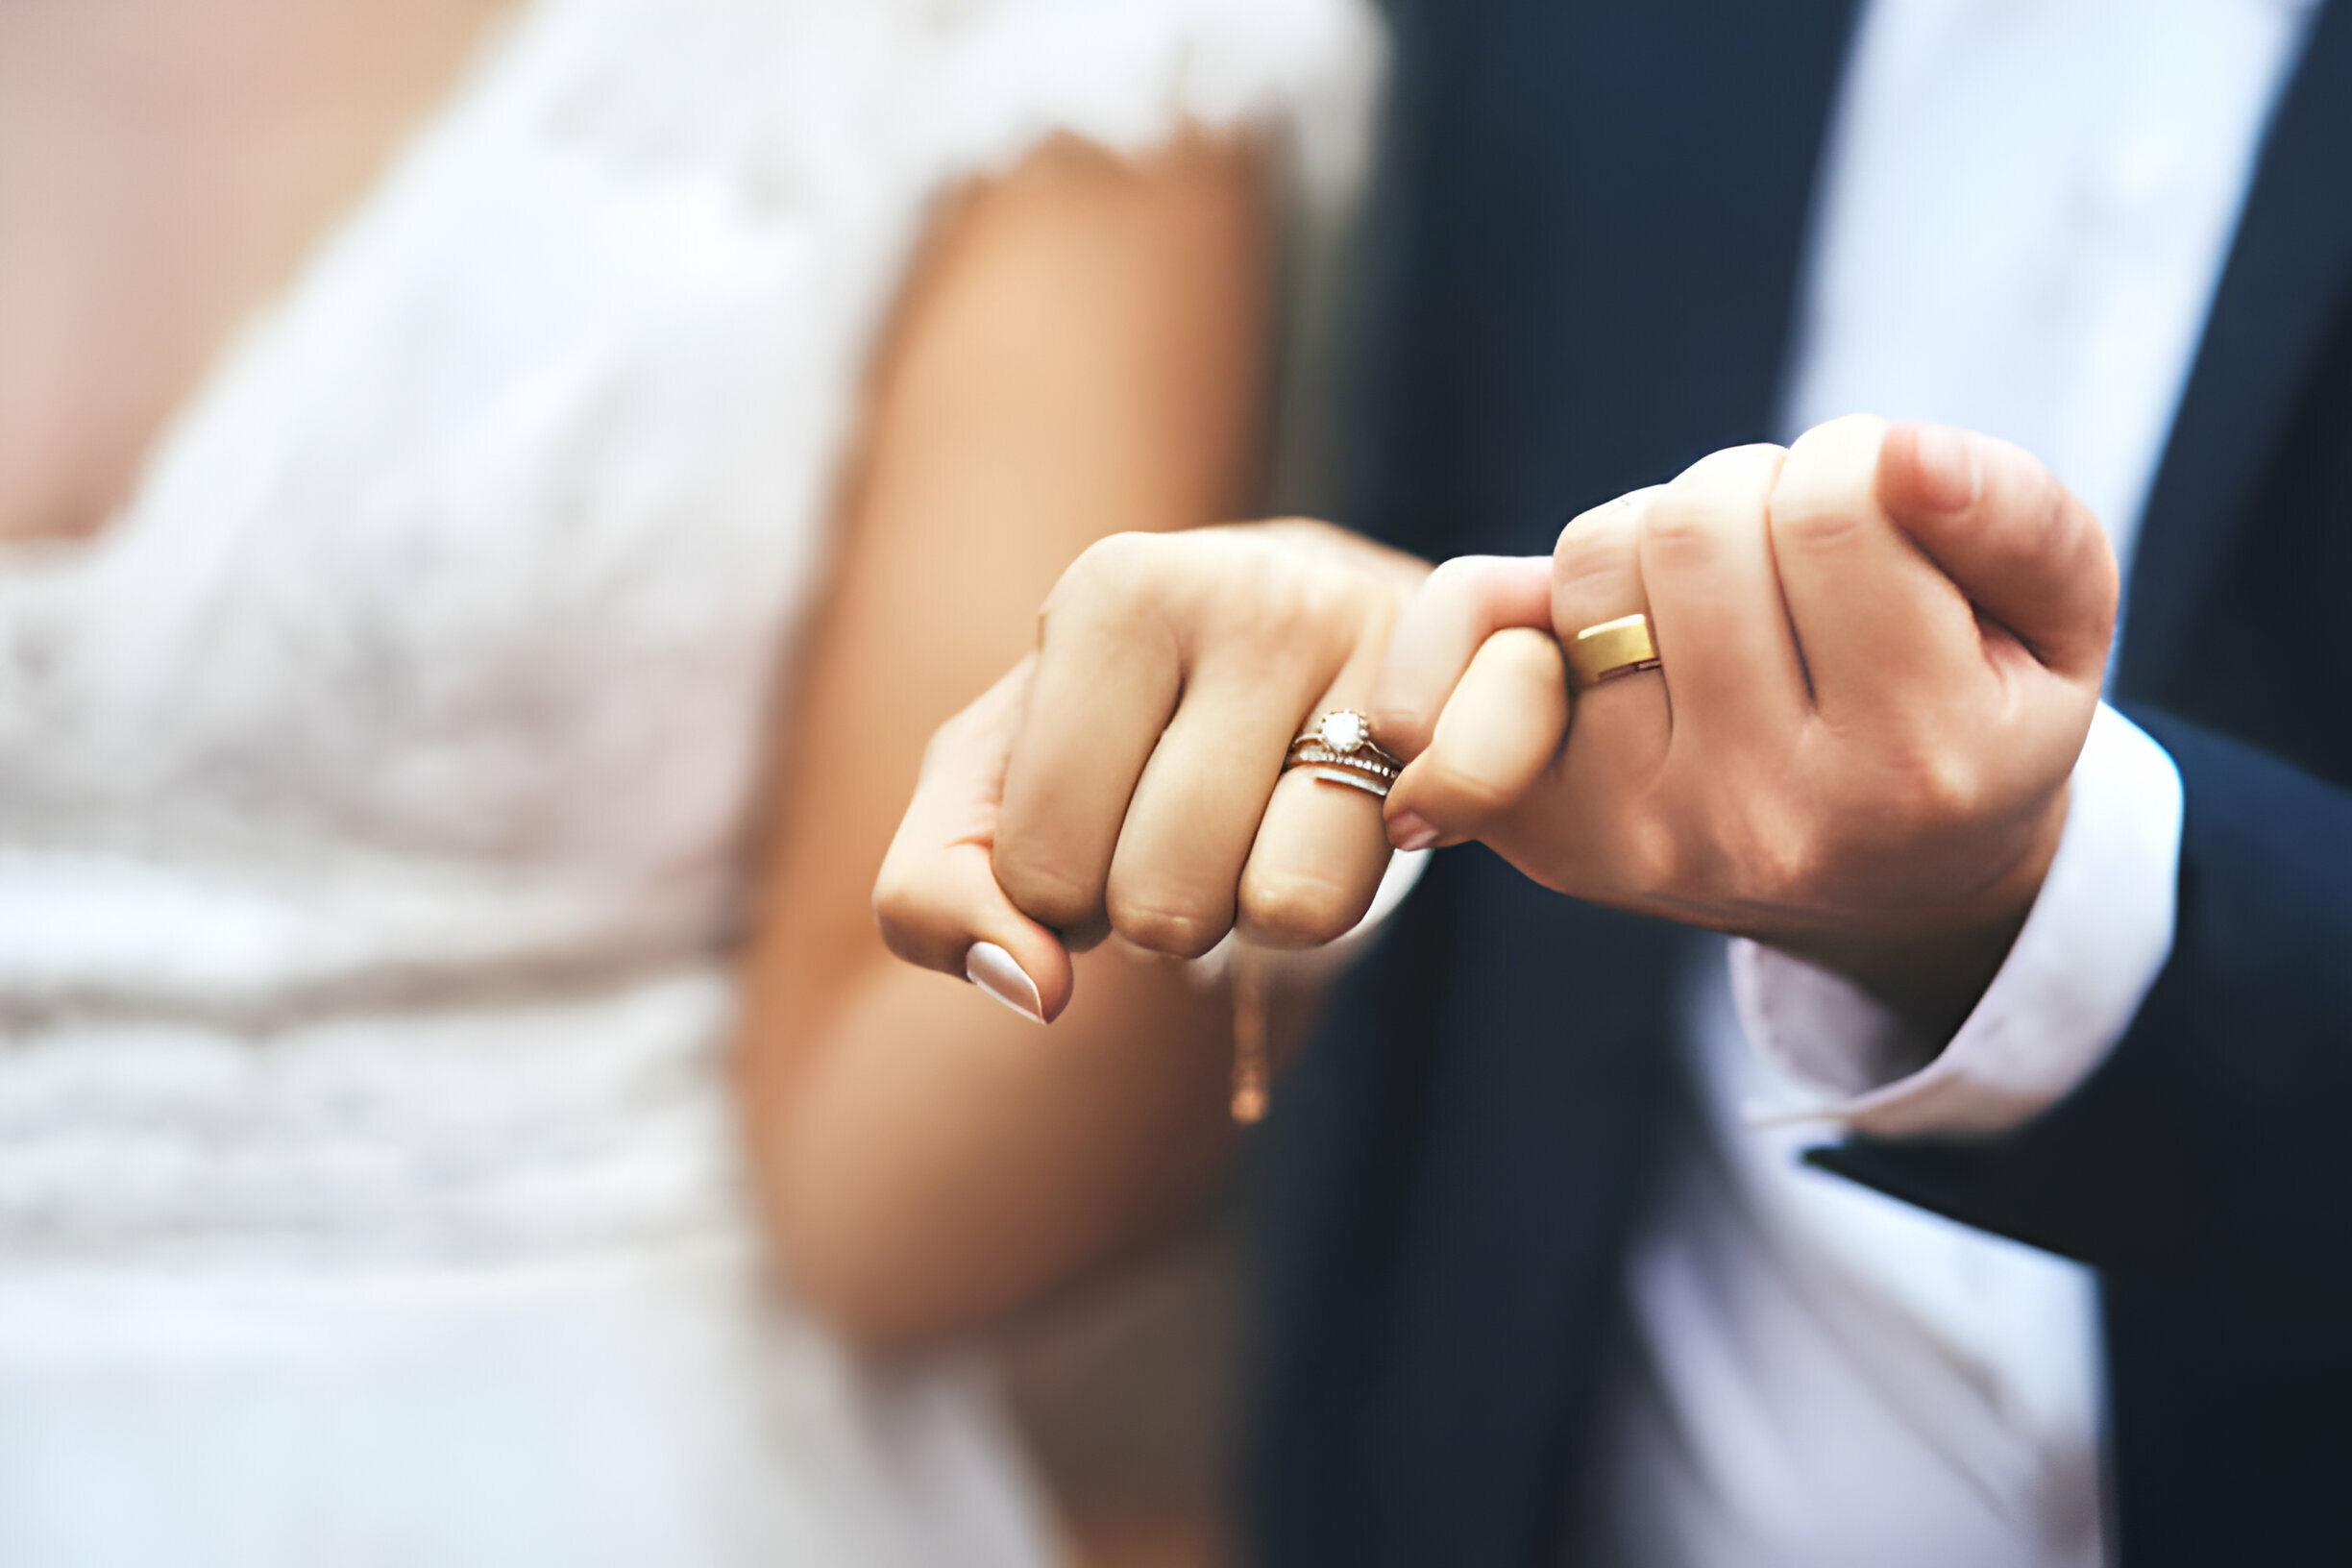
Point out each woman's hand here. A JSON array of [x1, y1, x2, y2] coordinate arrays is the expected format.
[[875, 519, 1430, 1022], [1372, 417, 2118, 1038]]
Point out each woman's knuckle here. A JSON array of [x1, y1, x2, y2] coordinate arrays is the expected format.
[[1230, 566, 1361, 667], [1048, 532, 1158, 621], [1108, 894, 1229, 960], [869, 861, 919, 934], [1241, 870, 1360, 946], [995, 855, 1100, 933], [1879, 738, 1979, 826], [870, 857, 968, 970], [916, 715, 970, 776]]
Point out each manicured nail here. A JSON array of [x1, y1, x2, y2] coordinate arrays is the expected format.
[[965, 942, 1044, 1024], [1909, 423, 1981, 512], [1388, 810, 1441, 852]]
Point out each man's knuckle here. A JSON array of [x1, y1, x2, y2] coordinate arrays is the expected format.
[[1773, 420, 1882, 535], [1638, 496, 1725, 561], [1554, 535, 1631, 598], [1622, 814, 1686, 894], [1675, 442, 1787, 491], [1769, 496, 1863, 553], [2001, 478, 2078, 580], [1790, 413, 1887, 461], [1770, 827, 1835, 906]]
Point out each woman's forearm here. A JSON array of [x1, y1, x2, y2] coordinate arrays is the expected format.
[[750, 945, 1237, 1348], [734, 130, 1275, 1348]]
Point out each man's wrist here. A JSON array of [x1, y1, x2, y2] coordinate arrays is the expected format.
[[1770, 909, 2031, 1072], [1730, 704, 2183, 1138], [1753, 783, 2070, 1055]]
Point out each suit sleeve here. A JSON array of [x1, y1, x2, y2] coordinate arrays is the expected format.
[[1810, 707, 2352, 1285]]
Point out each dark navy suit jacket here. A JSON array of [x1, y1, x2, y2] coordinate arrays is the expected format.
[[1248, 3, 2352, 1563]]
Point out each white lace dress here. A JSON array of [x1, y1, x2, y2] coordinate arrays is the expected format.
[[0, 2, 1375, 1562]]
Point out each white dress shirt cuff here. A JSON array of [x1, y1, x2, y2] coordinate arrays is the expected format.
[[1727, 702, 2184, 1139]]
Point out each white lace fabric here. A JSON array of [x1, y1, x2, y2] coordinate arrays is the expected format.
[[0, 0, 1378, 1561], [0, 0, 1375, 1263]]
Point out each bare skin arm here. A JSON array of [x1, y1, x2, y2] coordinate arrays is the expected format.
[[736, 134, 1273, 1350], [1, 1, 1286, 1359], [4, 6, 1283, 1354]]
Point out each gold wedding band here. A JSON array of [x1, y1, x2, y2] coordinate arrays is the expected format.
[[1566, 613, 1661, 689]]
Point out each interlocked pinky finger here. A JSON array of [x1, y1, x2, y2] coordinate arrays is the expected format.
[[1384, 627, 1569, 847]]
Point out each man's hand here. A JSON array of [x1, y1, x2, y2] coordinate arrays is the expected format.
[[1372, 417, 2119, 1039]]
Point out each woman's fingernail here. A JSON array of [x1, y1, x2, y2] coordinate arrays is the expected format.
[[1388, 810, 1441, 852], [965, 942, 1044, 1024]]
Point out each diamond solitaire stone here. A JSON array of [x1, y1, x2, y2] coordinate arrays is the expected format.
[[1318, 711, 1368, 752]]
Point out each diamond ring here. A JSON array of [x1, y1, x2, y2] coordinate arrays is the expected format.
[[1283, 710, 1404, 798]]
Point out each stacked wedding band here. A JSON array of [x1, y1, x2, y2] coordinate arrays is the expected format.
[[1284, 710, 1403, 799], [1566, 612, 1662, 689]]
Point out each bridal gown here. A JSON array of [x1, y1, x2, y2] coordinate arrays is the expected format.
[[0, 0, 1373, 1561]]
